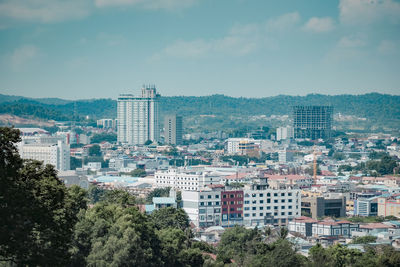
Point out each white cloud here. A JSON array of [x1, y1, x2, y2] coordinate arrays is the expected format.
[[303, 17, 335, 33], [0, 0, 91, 23], [266, 12, 300, 31], [95, 0, 197, 10], [10, 45, 38, 70], [153, 22, 269, 59], [338, 34, 366, 47], [378, 40, 397, 54], [339, 0, 400, 25]]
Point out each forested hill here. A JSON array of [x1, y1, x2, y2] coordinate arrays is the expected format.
[[0, 93, 399, 128]]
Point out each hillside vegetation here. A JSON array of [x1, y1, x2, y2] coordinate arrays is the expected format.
[[0, 93, 399, 130]]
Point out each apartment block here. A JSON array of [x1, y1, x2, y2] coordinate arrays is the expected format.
[[117, 85, 160, 145], [164, 114, 183, 145]]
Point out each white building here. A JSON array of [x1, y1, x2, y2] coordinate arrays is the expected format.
[[226, 138, 255, 154], [155, 168, 221, 191], [18, 140, 70, 171], [117, 85, 160, 145], [276, 126, 294, 141], [243, 178, 301, 227], [97, 118, 117, 129], [182, 187, 223, 228]]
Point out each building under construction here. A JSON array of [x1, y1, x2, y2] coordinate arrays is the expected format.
[[292, 105, 333, 140]]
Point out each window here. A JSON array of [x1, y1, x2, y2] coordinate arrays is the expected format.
[[274, 206, 278, 210], [237, 207, 242, 211], [267, 206, 271, 210], [230, 194, 234, 198], [288, 193, 292, 196], [252, 213, 256, 217], [274, 200, 278, 203], [245, 207, 250, 210], [274, 193, 278, 197], [288, 206, 292, 209], [238, 201, 243, 204], [281, 212, 285, 216], [223, 201, 227, 205], [252, 207, 256, 210], [260, 213, 264, 216], [216, 202, 220, 205], [281, 193, 285, 197], [259, 207, 264, 210], [208, 195, 212, 199], [200, 202, 204, 206], [200, 195, 204, 199], [216, 195, 219, 198], [230, 201, 234, 205], [230, 208, 234, 212], [288, 199, 292, 203], [260, 200, 264, 204], [208, 202, 212, 206], [274, 212, 278, 216], [267, 193, 271, 197], [245, 214, 250, 217], [223, 208, 227, 212], [223, 195, 227, 199], [281, 206, 285, 209], [252, 194, 256, 197], [281, 199, 285, 203], [252, 200, 257, 204], [199, 209, 206, 214], [288, 212, 292, 215], [267, 199, 271, 203], [245, 201, 250, 204], [260, 193, 264, 197]]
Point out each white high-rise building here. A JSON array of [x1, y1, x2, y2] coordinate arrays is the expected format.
[[117, 85, 160, 145]]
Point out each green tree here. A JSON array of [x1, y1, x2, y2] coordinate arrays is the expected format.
[[130, 168, 147, 177], [0, 126, 82, 266], [351, 235, 377, 244], [146, 187, 171, 204], [88, 144, 101, 156], [144, 139, 152, 145], [151, 207, 190, 231]]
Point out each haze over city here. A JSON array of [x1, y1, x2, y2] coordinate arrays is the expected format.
[[0, 0, 400, 99]]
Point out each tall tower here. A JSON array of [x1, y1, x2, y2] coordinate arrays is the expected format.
[[117, 85, 160, 145], [164, 114, 183, 145], [292, 105, 333, 140]]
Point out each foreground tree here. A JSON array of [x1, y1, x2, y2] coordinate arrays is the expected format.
[[0, 127, 84, 266]]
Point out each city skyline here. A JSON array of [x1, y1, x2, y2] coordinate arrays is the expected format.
[[0, 0, 399, 99]]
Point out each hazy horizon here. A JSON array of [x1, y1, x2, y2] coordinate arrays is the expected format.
[[1, 0, 399, 99]]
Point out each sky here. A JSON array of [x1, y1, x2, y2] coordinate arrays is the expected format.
[[0, 0, 399, 99]]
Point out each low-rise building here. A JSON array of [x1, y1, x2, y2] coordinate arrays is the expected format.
[[301, 196, 346, 219]]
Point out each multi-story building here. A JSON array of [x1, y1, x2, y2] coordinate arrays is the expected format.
[[164, 114, 183, 145], [155, 168, 221, 191], [276, 126, 294, 141], [182, 186, 223, 228], [354, 197, 378, 217], [18, 140, 70, 171], [289, 217, 359, 237], [181, 178, 301, 228], [117, 85, 160, 145], [97, 119, 117, 129], [301, 196, 346, 219], [243, 178, 301, 226], [378, 194, 400, 218], [293, 105, 333, 140], [221, 189, 244, 226], [226, 138, 254, 154]]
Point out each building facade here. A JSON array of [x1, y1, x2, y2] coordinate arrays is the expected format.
[[164, 114, 182, 145], [293, 105, 333, 140], [117, 85, 160, 145], [155, 168, 221, 191], [301, 196, 346, 219], [18, 140, 70, 171]]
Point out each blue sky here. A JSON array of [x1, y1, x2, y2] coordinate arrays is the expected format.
[[0, 0, 399, 99]]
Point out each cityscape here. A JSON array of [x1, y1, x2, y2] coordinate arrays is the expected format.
[[1, 1, 400, 266]]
